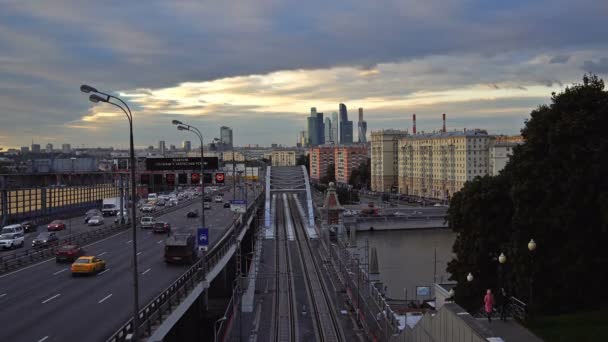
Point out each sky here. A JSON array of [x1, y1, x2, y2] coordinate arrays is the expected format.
[[0, 0, 607, 149]]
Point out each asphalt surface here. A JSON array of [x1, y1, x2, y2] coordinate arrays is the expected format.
[[0, 187, 260, 342]]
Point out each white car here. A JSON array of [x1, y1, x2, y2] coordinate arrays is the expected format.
[[87, 216, 104, 226], [0, 233, 25, 249], [393, 211, 408, 217], [141, 205, 155, 213], [433, 203, 442, 207], [214, 195, 223, 203], [140, 216, 156, 229]]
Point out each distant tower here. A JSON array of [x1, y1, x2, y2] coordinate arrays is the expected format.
[[320, 182, 345, 236], [331, 112, 339, 144], [412, 114, 417, 135], [358, 107, 367, 143]]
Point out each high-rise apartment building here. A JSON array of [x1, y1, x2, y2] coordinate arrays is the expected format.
[[45, 143, 53, 153], [220, 126, 234, 148], [309, 146, 335, 181], [324, 118, 332, 143], [182, 140, 191, 152], [271, 150, 297, 166], [371, 129, 408, 192], [489, 135, 523, 176], [331, 112, 339, 143], [358, 108, 368, 143], [397, 129, 490, 200], [31, 143, 41, 153], [62, 144, 71, 153], [158, 140, 166, 155], [335, 145, 367, 185]]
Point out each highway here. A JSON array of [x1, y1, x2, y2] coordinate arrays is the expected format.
[[0, 187, 259, 342]]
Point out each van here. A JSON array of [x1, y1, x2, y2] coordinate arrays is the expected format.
[[1, 224, 25, 238], [148, 193, 158, 201]]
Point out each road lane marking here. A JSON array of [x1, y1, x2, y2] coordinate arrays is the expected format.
[[53, 268, 68, 275], [98, 252, 107, 256], [97, 268, 110, 276], [41, 293, 61, 304], [157, 240, 163, 244], [126, 240, 133, 244], [38, 336, 49, 342], [136, 252, 142, 256], [142, 268, 151, 275], [98, 293, 113, 304]]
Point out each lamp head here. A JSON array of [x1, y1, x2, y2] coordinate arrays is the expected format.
[[172, 119, 183, 125], [466, 272, 474, 282], [89, 94, 107, 103], [498, 252, 507, 264], [528, 239, 537, 251], [177, 125, 187, 131], [80, 84, 98, 93]]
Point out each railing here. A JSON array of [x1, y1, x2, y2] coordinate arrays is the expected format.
[[106, 192, 264, 342], [0, 196, 201, 274]]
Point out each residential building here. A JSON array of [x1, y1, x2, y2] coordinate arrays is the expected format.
[[169, 144, 176, 151], [45, 143, 53, 153], [397, 129, 490, 200], [489, 135, 523, 176], [309, 146, 335, 181], [331, 112, 339, 144], [271, 150, 296, 166], [158, 140, 166, 155], [224, 150, 246, 162], [220, 126, 233, 148], [182, 140, 191, 152], [31, 144, 41, 153], [324, 117, 332, 143], [335, 145, 367, 185], [371, 129, 408, 192], [358, 108, 368, 143], [62, 144, 71, 153]]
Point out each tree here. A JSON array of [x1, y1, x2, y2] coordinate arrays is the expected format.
[[296, 153, 310, 174], [447, 75, 608, 315], [349, 158, 371, 189], [320, 162, 335, 185]]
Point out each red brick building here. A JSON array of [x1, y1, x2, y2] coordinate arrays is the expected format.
[[309, 146, 334, 181], [335, 145, 367, 185]]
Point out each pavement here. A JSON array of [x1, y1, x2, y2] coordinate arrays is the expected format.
[[477, 319, 544, 342], [0, 187, 260, 342]]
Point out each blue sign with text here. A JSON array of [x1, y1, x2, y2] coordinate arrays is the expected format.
[[230, 199, 247, 205], [197, 228, 209, 247]]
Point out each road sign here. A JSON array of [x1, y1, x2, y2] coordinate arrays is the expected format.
[[197, 228, 209, 251], [215, 172, 225, 183], [230, 199, 247, 213]]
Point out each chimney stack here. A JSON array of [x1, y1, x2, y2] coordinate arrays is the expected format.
[[442, 113, 446, 133], [412, 114, 417, 134]]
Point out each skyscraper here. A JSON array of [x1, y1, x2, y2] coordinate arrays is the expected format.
[[316, 112, 325, 145], [158, 140, 166, 155], [324, 117, 332, 143], [358, 107, 368, 143], [220, 126, 233, 148], [339, 103, 353, 144], [182, 140, 191, 152], [45, 143, 53, 153], [31, 143, 41, 153], [331, 112, 339, 144]]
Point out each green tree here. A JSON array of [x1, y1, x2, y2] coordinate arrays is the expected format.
[[296, 153, 310, 174], [349, 158, 371, 189], [447, 75, 608, 315], [320, 162, 335, 184]]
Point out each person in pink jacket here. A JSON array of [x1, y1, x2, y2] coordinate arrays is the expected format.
[[484, 289, 495, 323]]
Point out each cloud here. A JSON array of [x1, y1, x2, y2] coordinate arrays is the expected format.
[[582, 58, 608, 74], [550, 55, 570, 64]]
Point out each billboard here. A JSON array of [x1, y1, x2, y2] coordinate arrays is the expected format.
[[145, 157, 219, 171]]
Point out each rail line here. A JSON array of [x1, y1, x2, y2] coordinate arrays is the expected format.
[[288, 196, 344, 342], [273, 195, 296, 342]]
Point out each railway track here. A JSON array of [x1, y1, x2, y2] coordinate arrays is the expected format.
[[273, 195, 297, 342], [288, 196, 344, 342]]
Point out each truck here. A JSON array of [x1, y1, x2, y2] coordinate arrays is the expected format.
[[102, 197, 123, 216], [164, 233, 197, 264]]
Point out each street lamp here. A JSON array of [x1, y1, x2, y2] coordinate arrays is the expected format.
[[528, 239, 537, 313], [171, 120, 206, 231], [214, 316, 227, 342], [498, 252, 507, 264], [466, 272, 474, 282], [448, 288, 455, 301], [80, 84, 140, 339]]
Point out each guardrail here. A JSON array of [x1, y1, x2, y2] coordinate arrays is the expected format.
[[0, 196, 201, 274], [106, 192, 264, 342]]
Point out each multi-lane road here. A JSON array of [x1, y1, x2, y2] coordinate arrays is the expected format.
[[0, 188, 259, 342]]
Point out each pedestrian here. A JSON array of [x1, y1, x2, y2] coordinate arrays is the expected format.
[[484, 289, 495, 323], [500, 287, 508, 321]]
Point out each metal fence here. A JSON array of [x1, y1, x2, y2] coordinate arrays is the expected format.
[[0, 195, 200, 274], [105, 192, 265, 342]]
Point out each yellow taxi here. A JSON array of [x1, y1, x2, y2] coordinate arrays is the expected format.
[[71, 256, 106, 276]]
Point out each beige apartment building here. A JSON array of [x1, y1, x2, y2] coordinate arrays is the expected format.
[[489, 135, 523, 176], [271, 150, 297, 166], [223, 151, 246, 162], [370, 129, 408, 192]]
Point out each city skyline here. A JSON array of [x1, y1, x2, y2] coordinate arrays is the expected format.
[[1, 1, 607, 149]]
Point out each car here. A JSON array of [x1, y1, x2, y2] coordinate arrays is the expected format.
[[152, 221, 171, 234], [55, 244, 84, 262], [203, 196, 212, 202], [204, 202, 211, 210], [32, 232, 58, 248], [156, 200, 165, 207], [47, 220, 66, 231], [87, 216, 104, 226], [1, 224, 25, 238], [84, 209, 103, 223], [412, 211, 423, 215], [393, 211, 408, 217], [223, 202, 231, 208], [140, 216, 155, 229], [71, 256, 106, 276], [141, 205, 155, 213], [433, 203, 443, 207], [0, 232, 24, 249], [214, 196, 223, 203], [20, 221, 36, 233], [186, 209, 199, 218]]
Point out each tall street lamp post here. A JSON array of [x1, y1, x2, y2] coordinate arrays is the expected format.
[[528, 239, 537, 314], [498, 252, 507, 292], [171, 120, 206, 231], [80, 84, 140, 340]]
